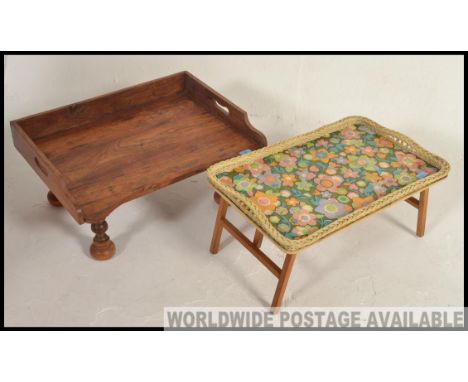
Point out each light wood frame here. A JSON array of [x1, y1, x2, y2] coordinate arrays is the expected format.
[[210, 189, 430, 311]]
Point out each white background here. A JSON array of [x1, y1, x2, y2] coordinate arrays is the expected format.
[[0, 331, 466, 381], [1, 0, 467, 51]]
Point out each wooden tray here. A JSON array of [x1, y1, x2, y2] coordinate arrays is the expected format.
[[11, 71, 267, 259]]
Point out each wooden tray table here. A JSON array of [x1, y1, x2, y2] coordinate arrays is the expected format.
[[208, 116, 450, 310], [11, 71, 266, 260]]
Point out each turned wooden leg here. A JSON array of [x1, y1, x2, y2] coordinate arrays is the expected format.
[[90, 220, 116, 260], [210, 198, 229, 254], [213, 191, 221, 204], [47, 191, 62, 207], [416, 189, 429, 237], [271, 254, 297, 312], [253, 229, 263, 248]]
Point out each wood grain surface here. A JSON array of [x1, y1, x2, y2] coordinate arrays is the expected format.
[[11, 71, 267, 224]]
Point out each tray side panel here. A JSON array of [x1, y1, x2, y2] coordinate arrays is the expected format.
[[185, 72, 267, 148], [15, 71, 187, 141], [10, 122, 85, 224]]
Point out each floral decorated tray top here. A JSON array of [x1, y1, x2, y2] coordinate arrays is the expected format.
[[207, 116, 450, 253]]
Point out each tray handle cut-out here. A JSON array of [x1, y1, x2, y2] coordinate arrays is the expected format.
[[214, 99, 230, 115]]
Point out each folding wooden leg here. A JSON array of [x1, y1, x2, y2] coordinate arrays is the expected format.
[[404, 188, 429, 237], [271, 254, 297, 312], [253, 229, 263, 248], [416, 189, 429, 237], [210, 197, 229, 254], [210, 195, 297, 311]]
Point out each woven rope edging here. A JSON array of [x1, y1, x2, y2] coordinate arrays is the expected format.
[[207, 116, 450, 253]]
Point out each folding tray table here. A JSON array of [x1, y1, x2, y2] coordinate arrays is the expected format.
[[208, 116, 450, 310]]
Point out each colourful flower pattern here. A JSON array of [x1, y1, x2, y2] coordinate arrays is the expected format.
[[216, 123, 438, 240]]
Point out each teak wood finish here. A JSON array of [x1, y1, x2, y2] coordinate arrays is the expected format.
[[210, 189, 431, 311], [11, 71, 267, 260]]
